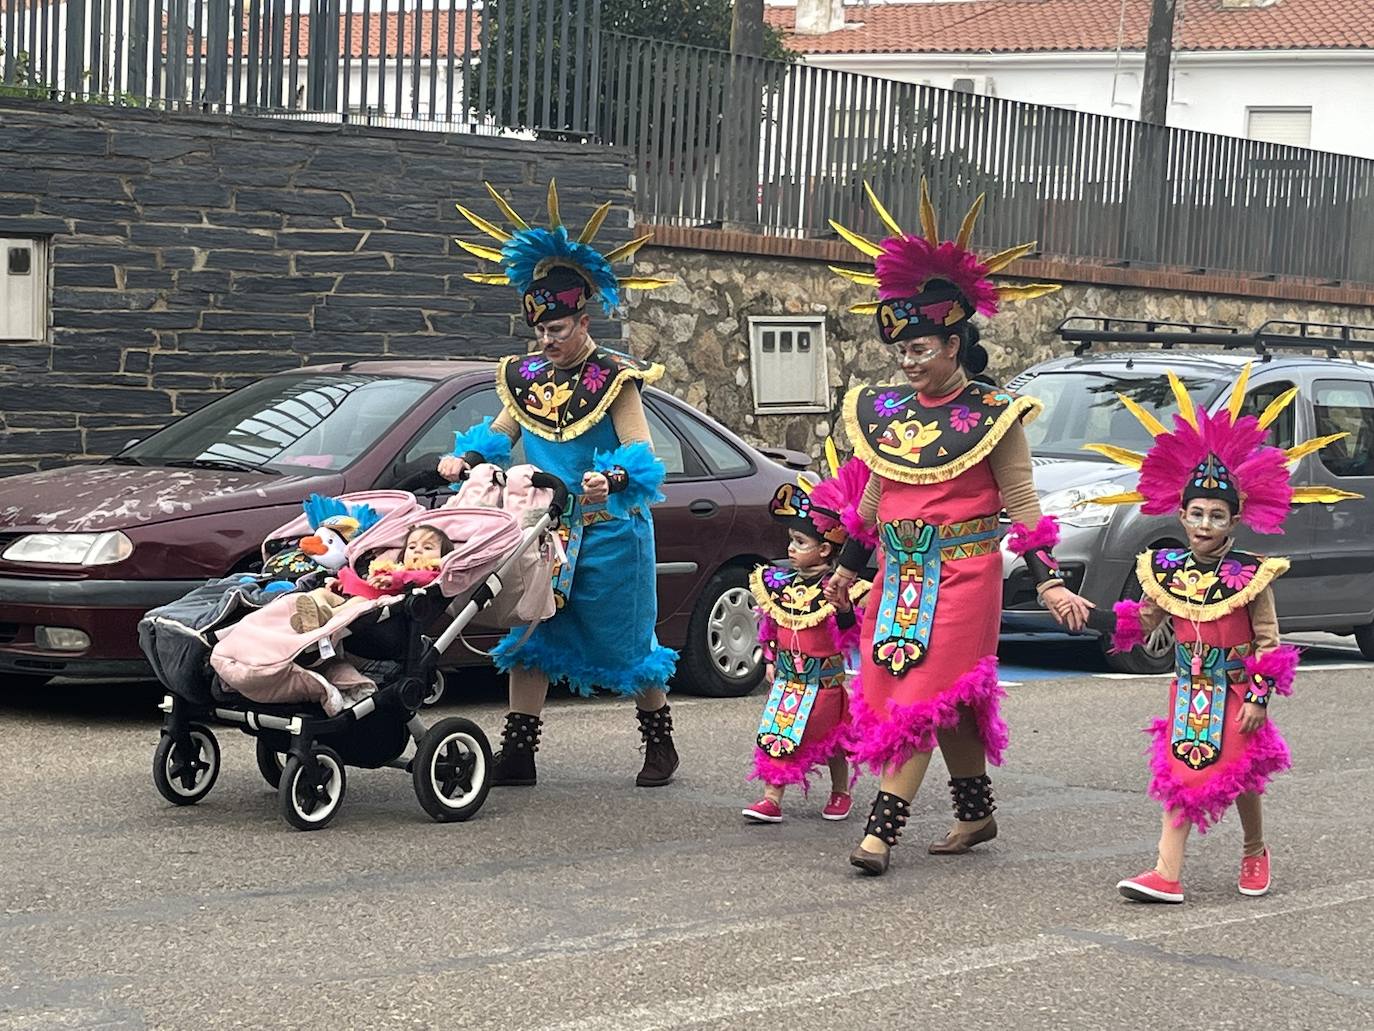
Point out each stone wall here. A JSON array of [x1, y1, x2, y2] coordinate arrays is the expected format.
[[627, 242, 1374, 458], [0, 99, 633, 475]]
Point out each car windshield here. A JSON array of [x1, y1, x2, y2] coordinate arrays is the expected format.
[[1017, 368, 1226, 458], [122, 373, 433, 473]]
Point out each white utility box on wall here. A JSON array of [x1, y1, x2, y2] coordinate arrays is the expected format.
[[0, 238, 48, 342]]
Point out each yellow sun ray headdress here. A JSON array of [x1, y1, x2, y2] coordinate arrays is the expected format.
[[829, 179, 1060, 341]]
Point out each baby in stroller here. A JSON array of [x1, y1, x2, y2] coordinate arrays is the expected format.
[[289, 523, 455, 633]]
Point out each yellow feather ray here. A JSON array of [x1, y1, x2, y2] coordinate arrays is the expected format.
[[616, 276, 675, 291], [578, 201, 613, 244], [824, 438, 840, 478], [464, 272, 512, 285], [996, 283, 1061, 303], [1167, 371, 1198, 429], [1285, 432, 1347, 464], [455, 239, 506, 263], [602, 233, 654, 263], [849, 302, 881, 315], [982, 242, 1035, 274], [482, 182, 529, 230], [863, 181, 904, 237], [1291, 486, 1365, 504], [1117, 393, 1168, 438], [1082, 443, 1146, 469], [454, 204, 512, 243], [547, 179, 562, 228], [1226, 362, 1253, 423], [1257, 387, 1299, 429], [828, 220, 883, 258], [1074, 491, 1146, 508], [828, 265, 881, 286], [918, 178, 939, 244], [955, 194, 986, 250]]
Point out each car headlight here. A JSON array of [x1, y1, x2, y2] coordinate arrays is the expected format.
[[1038, 482, 1130, 529], [2, 531, 134, 566]]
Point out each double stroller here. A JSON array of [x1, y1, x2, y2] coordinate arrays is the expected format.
[[141, 473, 568, 830]]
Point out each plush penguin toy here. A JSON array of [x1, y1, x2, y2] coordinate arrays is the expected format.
[[260, 494, 380, 590]]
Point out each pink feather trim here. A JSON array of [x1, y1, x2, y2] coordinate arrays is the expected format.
[[749, 718, 855, 795], [810, 457, 877, 548], [755, 609, 778, 663], [1136, 408, 1293, 534], [1111, 599, 1147, 654], [1244, 645, 1301, 697], [847, 654, 1007, 774], [1146, 717, 1291, 833], [829, 605, 864, 656], [874, 236, 999, 317], [1005, 515, 1060, 556]]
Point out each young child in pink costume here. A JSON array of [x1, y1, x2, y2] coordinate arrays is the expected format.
[[1091, 367, 1360, 903], [743, 458, 871, 824]]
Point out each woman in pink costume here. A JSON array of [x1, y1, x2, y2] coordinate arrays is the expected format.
[[1091, 367, 1361, 902], [824, 182, 1094, 876]]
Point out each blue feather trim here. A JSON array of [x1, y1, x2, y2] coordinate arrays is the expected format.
[[451, 417, 514, 467], [301, 494, 380, 535], [594, 441, 666, 519], [492, 630, 678, 698], [501, 226, 622, 315]]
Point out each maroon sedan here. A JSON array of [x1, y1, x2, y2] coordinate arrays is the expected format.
[[0, 360, 801, 697]]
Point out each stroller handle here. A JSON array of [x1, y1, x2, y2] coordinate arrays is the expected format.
[[529, 471, 571, 520]]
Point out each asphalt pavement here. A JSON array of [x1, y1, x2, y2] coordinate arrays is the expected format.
[[1, 640, 1371, 1030]]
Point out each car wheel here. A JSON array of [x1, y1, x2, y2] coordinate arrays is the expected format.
[[1101, 575, 1175, 675], [676, 566, 764, 698], [1354, 624, 1374, 661]]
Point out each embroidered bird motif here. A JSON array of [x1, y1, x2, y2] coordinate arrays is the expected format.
[[876, 417, 943, 461], [779, 580, 823, 614], [525, 379, 575, 420]]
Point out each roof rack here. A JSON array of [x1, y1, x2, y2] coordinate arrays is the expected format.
[[1057, 316, 1374, 360]]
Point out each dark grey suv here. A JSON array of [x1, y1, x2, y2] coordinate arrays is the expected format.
[[1000, 334, 1374, 673]]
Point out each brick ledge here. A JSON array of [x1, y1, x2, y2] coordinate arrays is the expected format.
[[647, 224, 1374, 308]]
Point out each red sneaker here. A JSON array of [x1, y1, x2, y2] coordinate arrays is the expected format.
[[1117, 869, 1185, 903], [1239, 847, 1272, 897], [821, 791, 853, 821], [742, 797, 783, 823]]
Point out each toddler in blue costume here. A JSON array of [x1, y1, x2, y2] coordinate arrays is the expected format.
[[439, 181, 680, 788]]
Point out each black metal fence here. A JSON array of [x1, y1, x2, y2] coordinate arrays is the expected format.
[[3, 0, 1374, 285]]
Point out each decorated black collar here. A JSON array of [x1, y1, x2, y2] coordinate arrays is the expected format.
[[841, 381, 1042, 484], [750, 564, 870, 630], [496, 345, 664, 442], [1136, 547, 1290, 621]]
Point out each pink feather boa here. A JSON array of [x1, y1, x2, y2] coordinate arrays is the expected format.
[[847, 654, 1007, 774], [1147, 717, 1291, 833], [1137, 408, 1293, 534], [1005, 514, 1060, 557], [1111, 599, 1147, 654], [750, 718, 855, 794], [1244, 645, 1301, 696]]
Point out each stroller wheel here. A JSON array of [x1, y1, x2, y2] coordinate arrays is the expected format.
[[412, 717, 493, 822], [152, 725, 221, 806], [421, 669, 447, 708], [278, 746, 347, 831], [255, 738, 287, 789]]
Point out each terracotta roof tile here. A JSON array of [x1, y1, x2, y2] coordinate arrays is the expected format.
[[768, 0, 1374, 55]]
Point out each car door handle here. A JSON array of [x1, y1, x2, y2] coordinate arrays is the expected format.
[[688, 499, 718, 517]]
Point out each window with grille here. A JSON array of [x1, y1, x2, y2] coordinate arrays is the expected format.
[[748, 316, 829, 414]]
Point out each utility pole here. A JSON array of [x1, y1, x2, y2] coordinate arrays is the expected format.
[[1139, 0, 1178, 125], [731, 0, 766, 57], [725, 0, 766, 228]]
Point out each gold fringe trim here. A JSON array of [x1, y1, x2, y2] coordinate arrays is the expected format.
[[1135, 550, 1290, 621], [494, 351, 665, 443], [842, 388, 1044, 485], [749, 567, 871, 631]]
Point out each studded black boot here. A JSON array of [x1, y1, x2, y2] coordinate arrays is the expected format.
[[634, 703, 679, 787], [929, 774, 999, 854], [491, 712, 541, 787], [849, 790, 910, 876]]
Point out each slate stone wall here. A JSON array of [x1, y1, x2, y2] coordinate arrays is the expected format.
[[0, 99, 634, 474]]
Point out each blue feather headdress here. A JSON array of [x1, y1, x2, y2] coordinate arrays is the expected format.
[[454, 180, 674, 321], [302, 493, 381, 538]]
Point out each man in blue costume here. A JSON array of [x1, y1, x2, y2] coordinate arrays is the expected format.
[[437, 182, 681, 788]]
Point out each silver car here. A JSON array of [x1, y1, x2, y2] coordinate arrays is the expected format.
[[1000, 348, 1374, 672]]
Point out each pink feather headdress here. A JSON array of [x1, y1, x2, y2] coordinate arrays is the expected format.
[[1082, 364, 1361, 534]]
